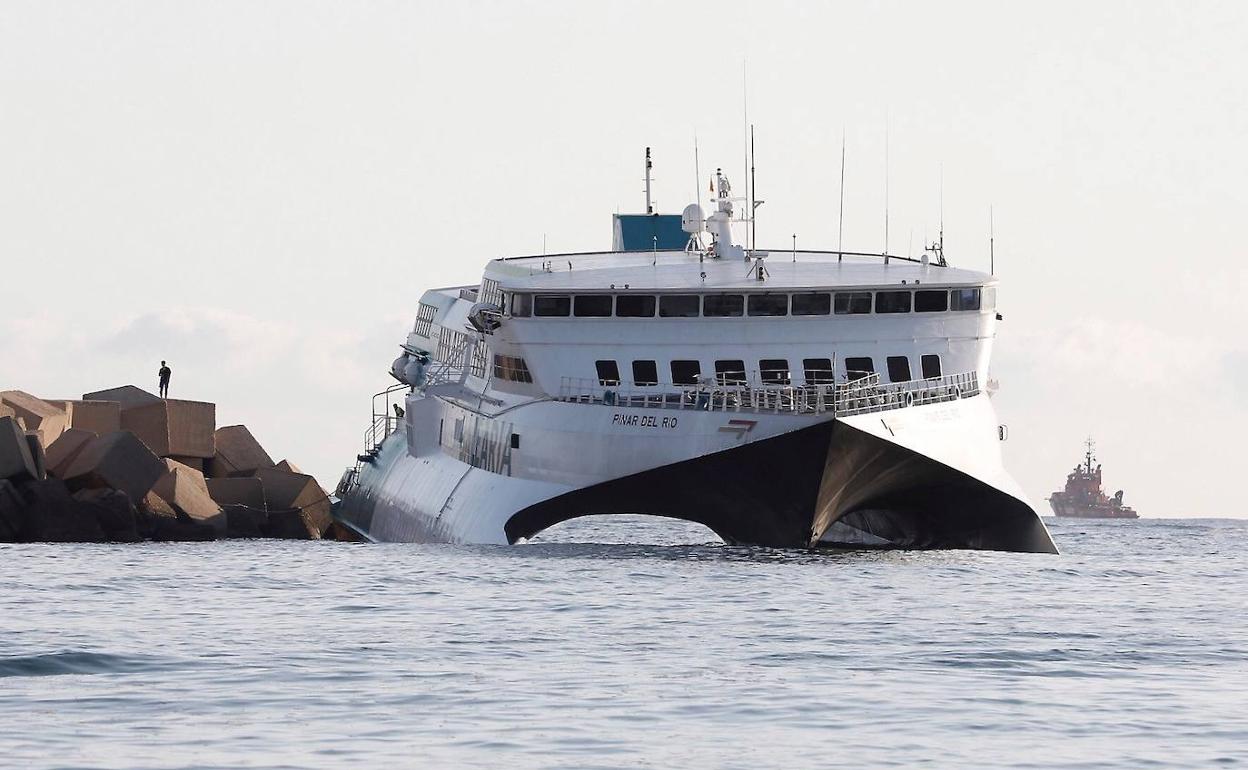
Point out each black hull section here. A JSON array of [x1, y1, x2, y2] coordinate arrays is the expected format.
[[507, 419, 1057, 554]]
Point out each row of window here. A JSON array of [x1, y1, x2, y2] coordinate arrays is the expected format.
[[511, 288, 992, 319], [594, 355, 942, 387]]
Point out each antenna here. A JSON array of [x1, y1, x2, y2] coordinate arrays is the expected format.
[[742, 60, 750, 250], [644, 147, 653, 214], [694, 132, 702, 213], [989, 205, 995, 275], [750, 124, 757, 253], [792, 233, 796, 263], [884, 114, 890, 265], [837, 128, 846, 263]]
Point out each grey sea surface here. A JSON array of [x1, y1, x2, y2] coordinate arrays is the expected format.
[[1, 517, 1246, 770]]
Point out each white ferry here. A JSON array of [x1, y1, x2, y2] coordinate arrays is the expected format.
[[333, 152, 1056, 553]]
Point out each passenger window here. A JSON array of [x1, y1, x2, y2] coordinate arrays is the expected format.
[[791, 292, 831, 315], [492, 354, 533, 383], [886, 356, 911, 382], [759, 359, 790, 384], [834, 292, 872, 314], [670, 360, 701, 385], [512, 294, 532, 317], [950, 288, 981, 311], [921, 354, 942, 379], [803, 358, 834, 385], [914, 290, 948, 312], [534, 295, 571, 317], [703, 294, 745, 317], [595, 360, 620, 386], [660, 294, 701, 318], [875, 291, 911, 313], [616, 294, 656, 317], [714, 360, 747, 385], [632, 360, 658, 386], [844, 356, 874, 380], [747, 294, 788, 316], [574, 295, 613, 317]]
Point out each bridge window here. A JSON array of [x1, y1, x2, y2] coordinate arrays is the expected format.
[[511, 294, 531, 318], [803, 358, 834, 385], [759, 359, 790, 384], [915, 290, 948, 312], [671, 360, 701, 385], [616, 294, 656, 317], [493, 354, 533, 383], [703, 294, 745, 317], [792, 292, 831, 315], [844, 356, 875, 381], [982, 287, 997, 311], [714, 359, 747, 385], [950, 288, 981, 311], [632, 360, 659, 386], [886, 356, 911, 383], [534, 295, 571, 317], [921, 354, 942, 379], [875, 291, 911, 313], [574, 295, 613, 317], [748, 294, 788, 316], [596, 360, 620, 386], [660, 294, 700, 318], [834, 292, 872, 314]]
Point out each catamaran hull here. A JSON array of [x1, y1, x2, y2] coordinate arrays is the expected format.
[[334, 393, 1056, 554]]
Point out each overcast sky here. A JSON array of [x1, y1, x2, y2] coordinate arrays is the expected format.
[[3, 1, 1245, 518]]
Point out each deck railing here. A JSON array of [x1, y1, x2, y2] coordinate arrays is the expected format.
[[556, 370, 978, 418]]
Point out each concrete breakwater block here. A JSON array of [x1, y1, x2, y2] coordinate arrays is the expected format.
[[0, 404, 13, 420], [25, 433, 47, 481], [12, 479, 107, 543], [222, 504, 268, 538], [0, 391, 67, 446], [255, 467, 331, 539], [206, 476, 267, 510], [81, 385, 161, 410], [72, 488, 141, 542], [0, 479, 24, 540], [49, 400, 122, 435], [121, 399, 216, 459], [45, 429, 98, 478], [61, 430, 165, 501], [168, 455, 204, 473], [207, 425, 274, 477], [0, 416, 40, 483], [152, 461, 225, 534]]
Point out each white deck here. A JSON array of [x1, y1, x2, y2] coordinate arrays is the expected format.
[[485, 250, 991, 292]]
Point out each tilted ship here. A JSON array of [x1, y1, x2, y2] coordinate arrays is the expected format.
[[331, 148, 1057, 553], [1048, 439, 1138, 519]]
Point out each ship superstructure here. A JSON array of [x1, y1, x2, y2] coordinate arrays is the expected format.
[[333, 150, 1056, 553], [1048, 439, 1138, 519]]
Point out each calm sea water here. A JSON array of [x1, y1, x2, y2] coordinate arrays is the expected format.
[[2, 517, 1246, 769]]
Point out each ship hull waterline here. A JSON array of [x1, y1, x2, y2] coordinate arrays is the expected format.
[[334, 411, 1057, 555]]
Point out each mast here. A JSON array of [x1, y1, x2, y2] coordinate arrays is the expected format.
[[837, 129, 846, 263], [644, 147, 653, 214]]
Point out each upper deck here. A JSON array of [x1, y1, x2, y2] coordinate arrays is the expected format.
[[483, 249, 992, 293]]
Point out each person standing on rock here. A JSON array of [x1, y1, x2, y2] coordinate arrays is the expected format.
[[158, 361, 172, 398]]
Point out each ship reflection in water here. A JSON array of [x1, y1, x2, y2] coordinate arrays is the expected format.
[[1048, 438, 1138, 519]]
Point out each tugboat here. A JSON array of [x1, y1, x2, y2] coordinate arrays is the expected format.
[[1047, 439, 1138, 519]]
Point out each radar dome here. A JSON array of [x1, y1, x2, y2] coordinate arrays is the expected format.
[[681, 203, 705, 234]]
